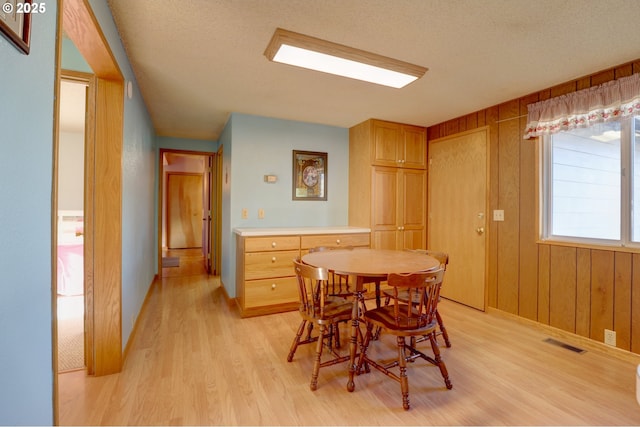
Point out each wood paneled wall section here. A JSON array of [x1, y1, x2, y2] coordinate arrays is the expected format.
[[427, 59, 640, 354]]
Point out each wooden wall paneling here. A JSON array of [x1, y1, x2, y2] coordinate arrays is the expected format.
[[496, 100, 520, 314], [477, 110, 486, 127], [465, 112, 478, 130], [576, 248, 592, 338], [427, 125, 441, 142], [486, 106, 500, 308], [537, 244, 550, 324], [632, 254, 640, 353], [633, 60, 640, 74], [614, 63, 633, 79], [590, 68, 615, 86], [614, 252, 632, 351], [549, 80, 577, 98], [518, 94, 539, 321], [549, 246, 577, 333], [576, 76, 591, 91], [590, 250, 615, 343], [444, 120, 459, 137]]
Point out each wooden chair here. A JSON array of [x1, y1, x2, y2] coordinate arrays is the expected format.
[[287, 258, 353, 391], [382, 249, 451, 347], [356, 268, 452, 410], [308, 246, 354, 299]]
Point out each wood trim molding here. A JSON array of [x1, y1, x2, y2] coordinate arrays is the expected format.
[[62, 0, 121, 80], [61, 0, 124, 377]]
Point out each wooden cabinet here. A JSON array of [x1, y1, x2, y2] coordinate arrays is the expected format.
[[370, 119, 426, 169], [350, 119, 427, 250], [300, 233, 370, 251], [235, 228, 370, 317]]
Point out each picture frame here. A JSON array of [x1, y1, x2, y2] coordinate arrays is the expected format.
[[292, 150, 327, 201], [0, 0, 32, 55]]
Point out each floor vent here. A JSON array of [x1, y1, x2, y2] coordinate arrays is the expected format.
[[544, 338, 586, 354]]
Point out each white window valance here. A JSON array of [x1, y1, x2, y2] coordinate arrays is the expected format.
[[523, 72, 640, 139]]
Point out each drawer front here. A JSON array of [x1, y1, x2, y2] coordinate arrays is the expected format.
[[301, 233, 370, 250], [244, 235, 300, 252], [244, 250, 300, 280], [244, 276, 299, 308]]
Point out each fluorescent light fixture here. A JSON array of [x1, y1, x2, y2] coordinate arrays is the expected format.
[[264, 28, 427, 88]]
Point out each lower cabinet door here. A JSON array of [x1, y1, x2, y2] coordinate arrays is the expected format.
[[244, 276, 298, 308]]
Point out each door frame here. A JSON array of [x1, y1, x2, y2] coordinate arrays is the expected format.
[[158, 149, 217, 275], [55, 0, 125, 423]]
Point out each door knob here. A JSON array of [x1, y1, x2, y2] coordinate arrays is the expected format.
[[476, 227, 485, 235]]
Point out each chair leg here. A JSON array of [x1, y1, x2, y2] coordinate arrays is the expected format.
[[428, 332, 452, 390], [310, 324, 326, 391], [305, 322, 314, 341], [435, 309, 451, 348], [397, 336, 410, 410], [356, 322, 374, 375], [287, 320, 307, 362]]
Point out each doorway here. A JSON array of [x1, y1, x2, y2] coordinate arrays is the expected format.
[[56, 75, 90, 373], [159, 150, 216, 277], [428, 127, 489, 311]]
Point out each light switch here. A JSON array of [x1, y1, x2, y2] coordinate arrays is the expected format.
[[493, 210, 505, 221], [258, 208, 265, 219], [241, 208, 248, 219]]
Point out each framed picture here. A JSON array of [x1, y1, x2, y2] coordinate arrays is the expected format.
[[293, 150, 327, 200], [0, 0, 33, 54]]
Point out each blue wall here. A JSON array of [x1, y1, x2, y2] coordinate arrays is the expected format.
[[220, 113, 349, 297], [0, 3, 59, 424]]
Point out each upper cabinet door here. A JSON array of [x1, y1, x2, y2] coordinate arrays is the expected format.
[[371, 119, 426, 169], [401, 125, 427, 169], [372, 120, 401, 167]]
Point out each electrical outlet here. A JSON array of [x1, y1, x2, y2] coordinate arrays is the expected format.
[[493, 209, 505, 221], [604, 329, 616, 347]]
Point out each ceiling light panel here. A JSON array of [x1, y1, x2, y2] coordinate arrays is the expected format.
[[264, 28, 427, 88]]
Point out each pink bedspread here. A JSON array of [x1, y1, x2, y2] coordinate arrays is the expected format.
[[57, 243, 84, 296]]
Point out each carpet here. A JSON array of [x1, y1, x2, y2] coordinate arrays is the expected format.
[[57, 295, 84, 372], [162, 256, 180, 267]]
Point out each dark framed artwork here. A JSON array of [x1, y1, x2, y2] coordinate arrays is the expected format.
[[0, 0, 33, 54], [293, 150, 327, 200]]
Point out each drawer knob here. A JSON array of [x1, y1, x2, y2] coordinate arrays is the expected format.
[[272, 256, 276, 262], [271, 241, 277, 248], [271, 283, 277, 290], [336, 239, 341, 244]]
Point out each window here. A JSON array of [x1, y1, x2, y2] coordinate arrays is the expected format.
[[542, 116, 640, 246]]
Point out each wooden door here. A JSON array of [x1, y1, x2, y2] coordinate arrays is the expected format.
[[428, 127, 488, 311], [202, 156, 212, 273], [372, 166, 399, 249], [167, 173, 203, 249], [401, 168, 426, 249]]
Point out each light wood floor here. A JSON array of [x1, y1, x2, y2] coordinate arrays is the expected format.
[[58, 274, 640, 425]]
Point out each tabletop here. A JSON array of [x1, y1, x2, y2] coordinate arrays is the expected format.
[[302, 248, 439, 277]]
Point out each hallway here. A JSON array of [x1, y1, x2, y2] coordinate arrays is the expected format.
[[58, 274, 640, 425]]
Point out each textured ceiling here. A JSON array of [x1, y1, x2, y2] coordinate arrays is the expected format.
[[106, 0, 640, 141]]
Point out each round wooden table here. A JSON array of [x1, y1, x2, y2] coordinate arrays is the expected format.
[[302, 248, 439, 392]]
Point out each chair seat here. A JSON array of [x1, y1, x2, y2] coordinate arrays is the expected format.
[[382, 289, 421, 305], [364, 305, 438, 335], [314, 299, 352, 323]]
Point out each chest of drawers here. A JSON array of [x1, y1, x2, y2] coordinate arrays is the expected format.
[[235, 228, 370, 317]]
